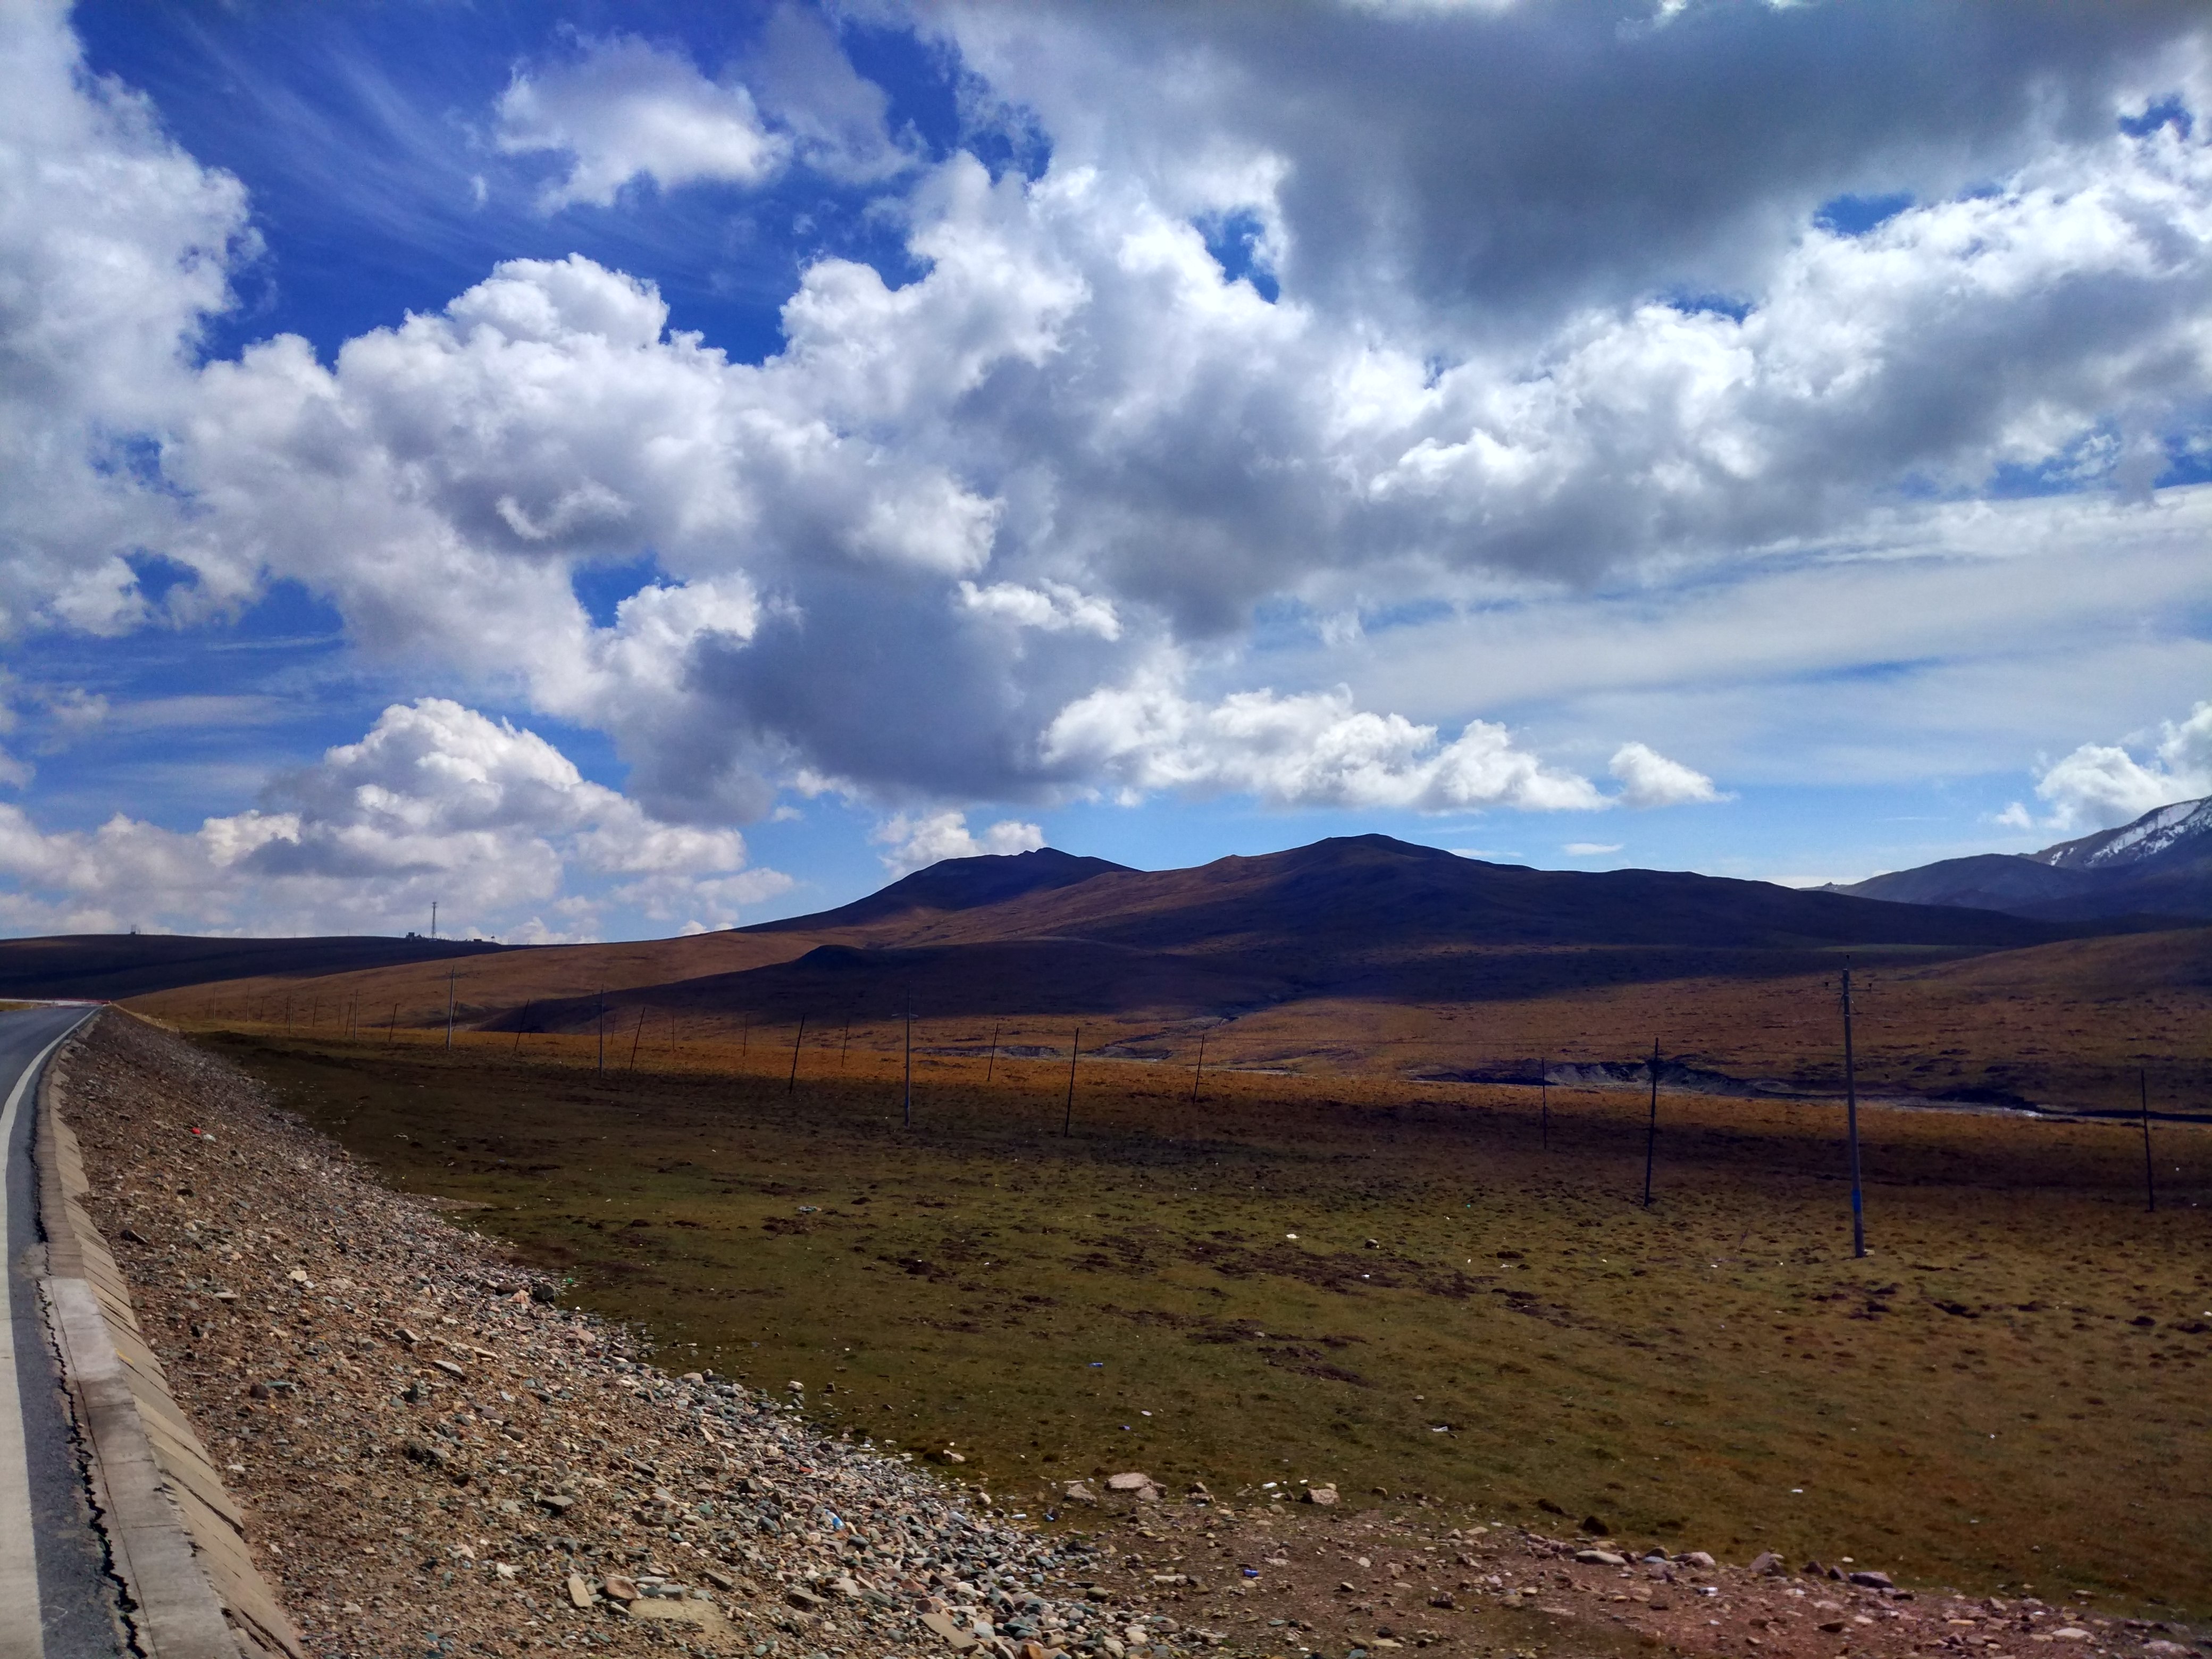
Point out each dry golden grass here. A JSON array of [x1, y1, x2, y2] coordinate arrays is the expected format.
[[137, 927, 2211, 1119]]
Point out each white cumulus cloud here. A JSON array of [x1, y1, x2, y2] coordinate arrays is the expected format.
[[1042, 677, 1610, 811], [0, 699, 784, 939], [496, 34, 788, 210], [872, 810, 1045, 877], [2, 0, 2206, 844], [2024, 700, 2212, 830], [1608, 741, 1725, 808]]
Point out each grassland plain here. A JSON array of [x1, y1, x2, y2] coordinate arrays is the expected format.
[[184, 1023, 2212, 1625]]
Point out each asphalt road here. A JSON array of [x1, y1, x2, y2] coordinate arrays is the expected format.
[[0, 1004, 124, 1659]]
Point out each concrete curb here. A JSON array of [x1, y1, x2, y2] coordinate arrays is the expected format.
[[36, 1013, 304, 1659]]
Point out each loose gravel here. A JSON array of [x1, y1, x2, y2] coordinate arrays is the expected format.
[[62, 1011, 1163, 1659]]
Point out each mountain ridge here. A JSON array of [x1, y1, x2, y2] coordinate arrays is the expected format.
[[745, 847, 1136, 934], [1830, 796, 2211, 921]]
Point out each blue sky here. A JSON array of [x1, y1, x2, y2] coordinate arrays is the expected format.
[[2, 0, 2210, 940]]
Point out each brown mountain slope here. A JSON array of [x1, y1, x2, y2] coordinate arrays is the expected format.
[[131, 928, 823, 1031], [767, 834, 2069, 961], [746, 845, 1133, 933], [129, 834, 2101, 1047], [0, 932, 506, 1002]]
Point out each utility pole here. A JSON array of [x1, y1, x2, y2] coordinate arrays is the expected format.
[[984, 1020, 1001, 1085], [2141, 1068, 2157, 1214], [515, 1002, 530, 1055], [1642, 1038, 1661, 1208], [596, 988, 606, 1074], [788, 1013, 807, 1093], [1540, 1055, 1549, 1151], [1189, 1021, 1210, 1108], [840, 1016, 851, 1072], [445, 969, 456, 1050], [1842, 963, 1866, 1258], [741, 1015, 750, 1060], [629, 1007, 646, 1072], [1063, 1027, 1080, 1137], [902, 997, 913, 1129], [386, 1003, 398, 1046], [431, 899, 438, 940]]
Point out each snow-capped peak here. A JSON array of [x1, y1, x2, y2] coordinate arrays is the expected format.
[[2033, 797, 2212, 870]]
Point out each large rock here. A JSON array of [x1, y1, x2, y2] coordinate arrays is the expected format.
[[1105, 1471, 1156, 1493], [626, 1598, 729, 1634], [921, 1611, 981, 1652]]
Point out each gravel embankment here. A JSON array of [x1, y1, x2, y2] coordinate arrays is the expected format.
[[62, 1011, 1169, 1659]]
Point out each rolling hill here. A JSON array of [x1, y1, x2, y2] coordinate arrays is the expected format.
[[104, 834, 2211, 1107], [0, 933, 507, 1003], [123, 833, 2073, 1034]]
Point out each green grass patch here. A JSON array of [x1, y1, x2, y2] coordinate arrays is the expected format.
[[202, 1029, 2212, 1620]]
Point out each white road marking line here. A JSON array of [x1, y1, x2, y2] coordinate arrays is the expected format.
[[0, 1023, 76, 1659]]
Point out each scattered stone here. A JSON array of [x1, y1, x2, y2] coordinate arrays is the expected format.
[[601, 1574, 639, 1603], [430, 1359, 466, 1380], [1063, 1480, 1100, 1505], [1303, 1482, 1339, 1505], [1579, 1514, 1610, 1535], [1575, 1549, 1628, 1566], [922, 1610, 981, 1651], [1680, 1551, 1717, 1570], [1105, 1471, 1157, 1493], [565, 1573, 593, 1610], [1749, 1552, 1784, 1576], [785, 1585, 824, 1612]]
